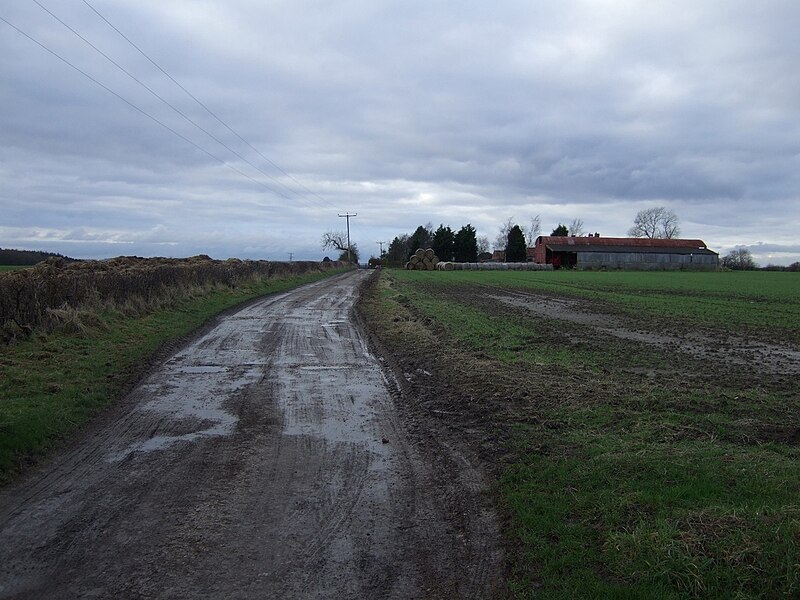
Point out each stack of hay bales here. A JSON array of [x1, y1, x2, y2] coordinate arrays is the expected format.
[[405, 248, 439, 270]]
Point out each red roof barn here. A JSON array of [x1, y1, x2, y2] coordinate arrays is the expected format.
[[532, 235, 718, 270]]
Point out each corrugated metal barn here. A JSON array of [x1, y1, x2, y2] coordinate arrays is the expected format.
[[532, 236, 719, 270]]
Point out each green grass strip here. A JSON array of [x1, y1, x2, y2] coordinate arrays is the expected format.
[[0, 269, 346, 484]]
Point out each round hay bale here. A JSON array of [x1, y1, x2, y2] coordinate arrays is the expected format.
[[410, 255, 420, 265], [424, 248, 435, 261], [415, 248, 425, 258]]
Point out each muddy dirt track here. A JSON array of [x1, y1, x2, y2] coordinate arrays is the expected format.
[[0, 271, 502, 599]]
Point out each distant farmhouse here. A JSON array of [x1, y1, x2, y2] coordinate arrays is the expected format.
[[531, 235, 719, 270]]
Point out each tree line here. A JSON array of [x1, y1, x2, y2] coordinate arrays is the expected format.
[[0, 248, 75, 265], [720, 247, 800, 271], [382, 208, 682, 266], [326, 205, 799, 270], [385, 224, 481, 265]]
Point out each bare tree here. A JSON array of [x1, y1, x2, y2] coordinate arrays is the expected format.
[[322, 231, 358, 262], [494, 217, 515, 250], [322, 231, 348, 252], [525, 215, 541, 246], [569, 218, 585, 237], [476, 235, 490, 255], [721, 247, 758, 270], [628, 207, 680, 239]]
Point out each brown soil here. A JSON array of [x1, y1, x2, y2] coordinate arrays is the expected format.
[[0, 271, 505, 599]]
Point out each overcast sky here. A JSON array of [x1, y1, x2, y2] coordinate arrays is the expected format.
[[2, 0, 799, 264]]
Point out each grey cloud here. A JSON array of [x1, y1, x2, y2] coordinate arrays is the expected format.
[[1, 0, 799, 264]]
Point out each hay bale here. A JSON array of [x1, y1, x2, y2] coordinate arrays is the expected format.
[[407, 248, 441, 270]]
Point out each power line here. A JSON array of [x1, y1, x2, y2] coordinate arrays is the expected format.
[[30, 0, 334, 210], [80, 0, 340, 212], [0, 14, 293, 204]]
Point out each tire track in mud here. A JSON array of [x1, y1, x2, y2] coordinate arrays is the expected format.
[[445, 280, 800, 375], [484, 287, 800, 374], [0, 270, 502, 599]]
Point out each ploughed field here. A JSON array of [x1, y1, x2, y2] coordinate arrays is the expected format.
[[359, 269, 800, 598]]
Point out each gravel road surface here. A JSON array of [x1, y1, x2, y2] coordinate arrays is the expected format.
[[0, 270, 502, 599]]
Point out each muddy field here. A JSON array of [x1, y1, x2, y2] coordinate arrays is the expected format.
[[362, 273, 800, 447], [359, 270, 799, 596]]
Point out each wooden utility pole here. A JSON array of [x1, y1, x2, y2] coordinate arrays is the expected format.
[[338, 213, 357, 262]]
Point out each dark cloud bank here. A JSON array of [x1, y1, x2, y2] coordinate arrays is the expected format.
[[2, 0, 798, 264]]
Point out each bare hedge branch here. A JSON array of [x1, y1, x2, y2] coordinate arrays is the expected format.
[[0, 256, 344, 341]]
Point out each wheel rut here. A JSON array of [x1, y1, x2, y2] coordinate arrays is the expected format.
[[0, 270, 503, 599]]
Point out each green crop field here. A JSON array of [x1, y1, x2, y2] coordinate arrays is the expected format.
[[390, 269, 800, 342], [361, 269, 800, 598], [0, 265, 31, 272]]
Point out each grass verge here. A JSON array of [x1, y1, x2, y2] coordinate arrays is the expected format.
[[360, 269, 799, 598], [0, 269, 346, 484]]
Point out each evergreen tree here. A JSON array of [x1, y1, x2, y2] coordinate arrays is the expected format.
[[551, 224, 569, 236], [506, 225, 527, 262], [407, 225, 433, 261], [386, 235, 410, 266], [453, 224, 478, 262], [431, 224, 455, 261]]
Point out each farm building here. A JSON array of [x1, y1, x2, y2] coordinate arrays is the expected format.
[[531, 235, 718, 270]]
